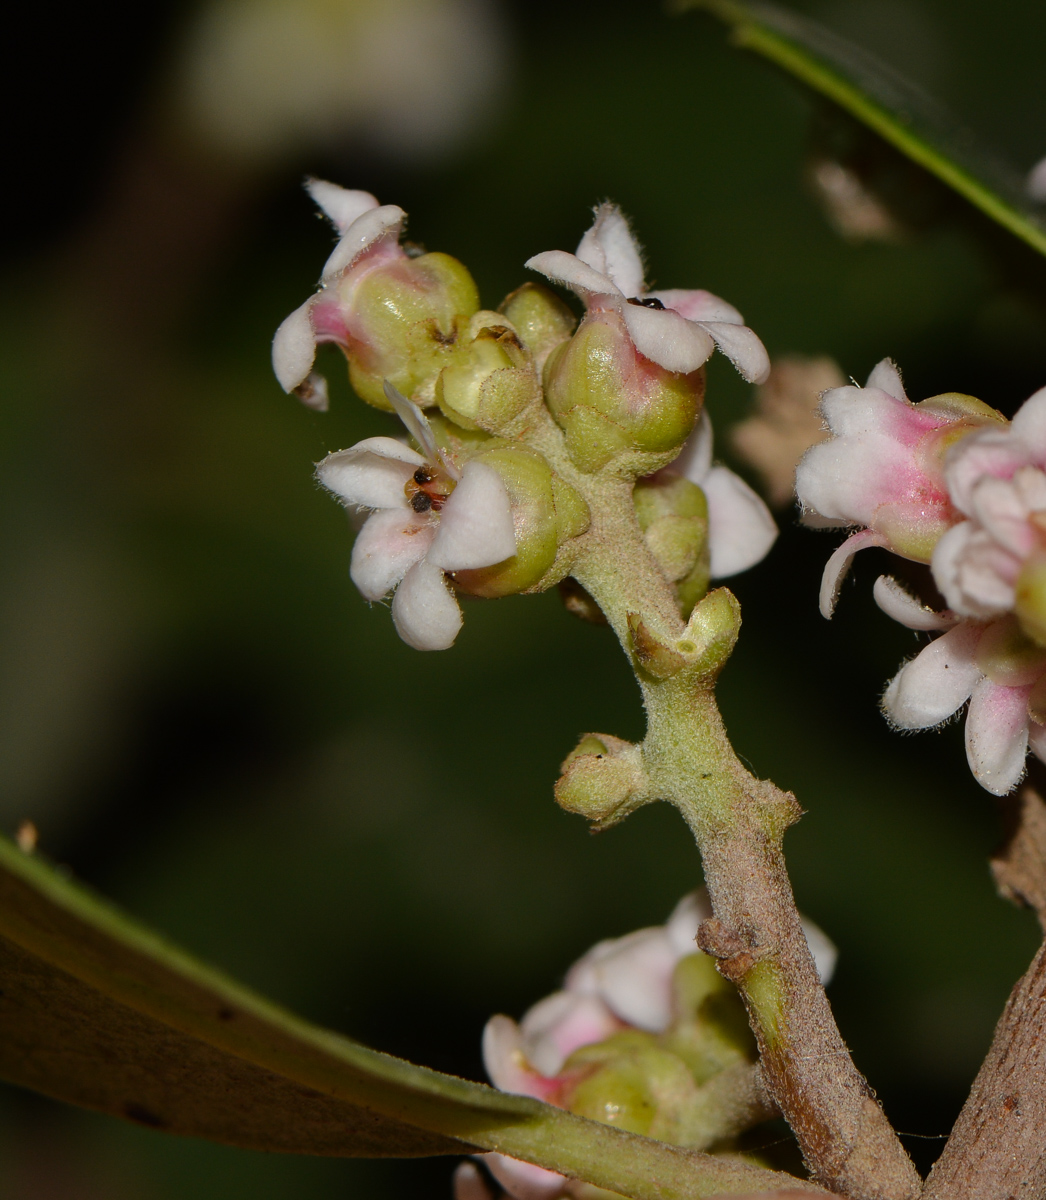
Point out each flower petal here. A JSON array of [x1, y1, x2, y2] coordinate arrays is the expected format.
[[800, 918, 837, 985], [321, 204, 405, 281], [965, 677, 1030, 795], [483, 1155, 566, 1200], [872, 575, 955, 631], [575, 203, 645, 298], [428, 461, 516, 571], [272, 297, 318, 392], [649, 289, 744, 325], [349, 509, 433, 601], [305, 179, 379, 234], [932, 521, 1019, 618], [525, 250, 619, 301], [864, 358, 907, 401], [317, 438, 423, 508], [672, 411, 714, 486], [481, 1016, 555, 1100], [622, 303, 715, 374], [882, 621, 982, 729], [391, 558, 463, 651], [702, 465, 778, 579], [1010, 386, 1046, 457], [944, 428, 1031, 516], [383, 381, 451, 470], [818, 529, 886, 618], [969, 473, 1041, 558], [694, 321, 771, 384], [566, 927, 678, 1032], [519, 991, 620, 1076]]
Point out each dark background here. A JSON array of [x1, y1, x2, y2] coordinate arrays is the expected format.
[[3, 0, 1046, 1195]]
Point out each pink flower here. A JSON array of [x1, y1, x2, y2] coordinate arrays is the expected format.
[[525, 204, 770, 383], [317, 383, 515, 650], [875, 576, 1046, 795], [795, 359, 1006, 617]]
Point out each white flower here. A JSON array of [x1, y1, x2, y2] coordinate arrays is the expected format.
[[525, 204, 770, 383], [318, 383, 515, 650], [670, 412, 778, 578]]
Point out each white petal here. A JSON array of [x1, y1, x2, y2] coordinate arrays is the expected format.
[[576, 203, 645, 298], [391, 559, 463, 651], [482, 1015, 530, 1093], [872, 575, 955, 631], [454, 1163, 493, 1200], [428, 462, 516, 571], [800, 918, 837, 986], [317, 438, 422, 508], [672, 410, 713, 486], [483, 1155, 565, 1200], [702, 465, 778, 578], [294, 372, 329, 412], [321, 205, 405, 281], [795, 430, 907, 528], [694, 321, 771, 384], [524, 250, 619, 301], [864, 357, 907, 401], [349, 509, 432, 602], [969, 474, 1038, 558], [965, 677, 1030, 795], [565, 927, 677, 1032], [944, 429, 1030, 517], [622, 303, 715, 374], [519, 991, 619, 1076], [649, 289, 744, 325], [272, 297, 317, 392], [932, 521, 1019, 619], [305, 179, 379, 234], [383, 381, 455, 474], [882, 621, 982, 729], [818, 528, 887, 619], [665, 890, 712, 957], [1011, 386, 1046, 457]]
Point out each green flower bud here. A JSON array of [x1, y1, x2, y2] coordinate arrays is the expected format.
[[544, 310, 705, 473], [664, 954, 755, 1085], [1016, 552, 1046, 650], [634, 474, 710, 616], [555, 733, 649, 829], [498, 282, 576, 369], [343, 251, 480, 410], [452, 443, 590, 598], [435, 312, 541, 434], [977, 613, 1046, 684]]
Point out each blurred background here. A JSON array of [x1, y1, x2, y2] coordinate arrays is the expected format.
[[3, 0, 1046, 1195]]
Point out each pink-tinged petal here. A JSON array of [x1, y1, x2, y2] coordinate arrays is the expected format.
[[969, 474, 1040, 558], [391, 559, 463, 651], [317, 438, 422, 508], [820, 386, 914, 439], [576, 203, 645, 298], [702, 465, 778, 578], [932, 522, 1019, 618], [321, 204, 406, 281], [382, 381, 453, 472], [622, 303, 715, 374], [519, 991, 620, 1076], [454, 1162, 494, 1200], [566, 927, 678, 1032], [882, 621, 982, 729], [428, 462, 516, 571], [1029, 720, 1046, 763], [305, 179, 378, 234], [665, 890, 711, 957], [483, 1155, 566, 1200], [482, 1015, 548, 1097], [795, 430, 911, 528], [694, 321, 771, 384], [649, 288, 744, 325], [349, 509, 433, 601], [965, 677, 1030, 795], [872, 575, 955, 631], [944, 429, 1030, 516], [864, 358, 907, 401], [525, 250, 619, 302], [818, 529, 887, 619], [800, 918, 837, 985], [272, 297, 318, 392], [672, 411, 714, 486], [1010, 386, 1046, 456]]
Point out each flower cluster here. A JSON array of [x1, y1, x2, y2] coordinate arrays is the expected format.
[[274, 183, 778, 649], [462, 891, 836, 1200], [797, 359, 1046, 794]]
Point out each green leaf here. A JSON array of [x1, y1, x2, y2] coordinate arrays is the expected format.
[[681, 0, 1046, 259], [0, 835, 820, 1198]]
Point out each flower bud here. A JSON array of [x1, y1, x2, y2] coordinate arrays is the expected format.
[[664, 953, 755, 1084], [452, 444, 589, 598], [435, 312, 541, 434], [1016, 551, 1046, 650], [633, 474, 710, 616], [543, 310, 705, 473], [336, 250, 481, 410], [555, 734, 648, 829], [498, 282, 576, 370]]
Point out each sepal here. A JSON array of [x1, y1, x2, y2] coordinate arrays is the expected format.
[[633, 474, 710, 616], [627, 589, 741, 681]]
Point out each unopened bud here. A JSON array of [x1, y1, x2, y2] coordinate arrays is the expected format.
[[634, 474, 710, 616], [499, 282, 576, 370], [436, 312, 541, 434], [544, 310, 705, 473], [555, 734, 648, 829]]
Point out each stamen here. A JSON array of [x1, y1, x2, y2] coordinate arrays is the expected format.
[[628, 296, 665, 310]]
